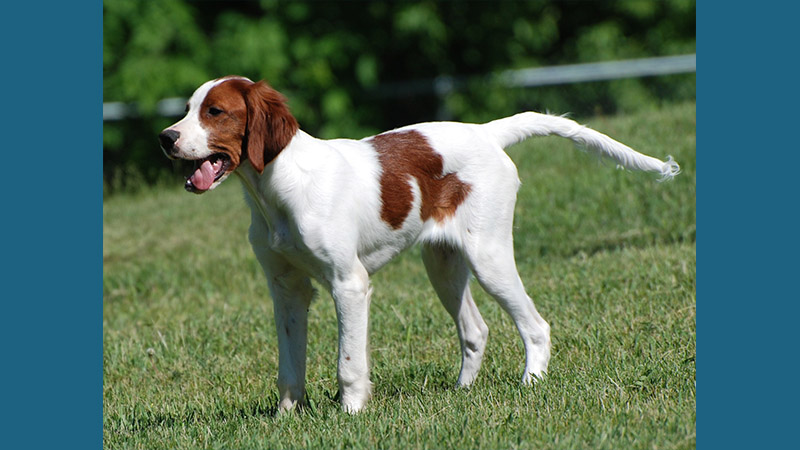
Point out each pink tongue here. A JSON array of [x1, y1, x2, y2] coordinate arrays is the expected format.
[[189, 160, 216, 191]]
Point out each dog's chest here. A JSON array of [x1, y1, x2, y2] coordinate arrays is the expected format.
[[265, 210, 327, 274], [265, 215, 298, 254], [243, 192, 328, 279]]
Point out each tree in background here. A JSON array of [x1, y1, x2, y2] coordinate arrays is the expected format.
[[103, 0, 695, 193]]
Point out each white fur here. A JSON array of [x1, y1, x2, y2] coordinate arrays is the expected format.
[[169, 83, 678, 413], [484, 112, 680, 181]]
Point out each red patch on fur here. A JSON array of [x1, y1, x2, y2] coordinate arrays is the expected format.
[[243, 81, 299, 172], [371, 130, 471, 229], [200, 78, 298, 173]]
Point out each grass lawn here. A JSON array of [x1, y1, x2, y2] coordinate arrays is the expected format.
[[103, 102, 696, 449]]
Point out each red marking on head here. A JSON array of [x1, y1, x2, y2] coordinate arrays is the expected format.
[[371, 130, 471, 229], [199, 78, 299, 174], [198, 78, 250, 169]]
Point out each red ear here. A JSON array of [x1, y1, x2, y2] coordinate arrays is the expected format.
[[244, 81, 299, 173]]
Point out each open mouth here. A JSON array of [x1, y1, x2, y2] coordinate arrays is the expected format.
[[184, 153, 231, 193]]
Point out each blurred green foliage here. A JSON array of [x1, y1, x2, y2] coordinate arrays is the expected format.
[[103, 0, 695, 193]]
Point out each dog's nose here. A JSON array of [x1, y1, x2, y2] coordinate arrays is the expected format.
[[158, 129, 181, 155]]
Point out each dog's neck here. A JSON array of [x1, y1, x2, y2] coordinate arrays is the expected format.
[[234, 163, 271, 227], [234, 130, 312, 230]]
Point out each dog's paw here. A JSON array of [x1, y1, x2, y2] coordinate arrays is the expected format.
[[339, 380, 372, 414], [341, 400, 366, 414], [522, 367, 548, 385], [277, 394, 307, 413]]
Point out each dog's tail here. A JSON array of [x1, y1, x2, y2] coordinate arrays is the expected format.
[[482, 111, 680, 181]]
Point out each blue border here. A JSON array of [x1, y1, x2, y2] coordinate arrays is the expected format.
[[699, 3, 797, 449], [4, 2, 795, 449], [3, 2, 101, 448]]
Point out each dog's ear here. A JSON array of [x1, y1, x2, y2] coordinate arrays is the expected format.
[[244, 81, 299, 173]]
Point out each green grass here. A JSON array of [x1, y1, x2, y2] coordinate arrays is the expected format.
[[103, 102, 696, 449]]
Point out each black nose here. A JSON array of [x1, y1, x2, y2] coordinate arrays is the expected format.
[[158, 129, 180, 155]]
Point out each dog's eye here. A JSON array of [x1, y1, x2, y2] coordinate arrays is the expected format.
[[208, 107, 223, 116]]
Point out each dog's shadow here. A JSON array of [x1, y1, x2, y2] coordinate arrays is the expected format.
[[371, 361, 458, 398], [118, 399, 280, 433]]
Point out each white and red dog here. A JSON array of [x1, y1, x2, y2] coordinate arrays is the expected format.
[[159, 76, 679, 413]]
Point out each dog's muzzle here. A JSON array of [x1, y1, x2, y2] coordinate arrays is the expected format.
[[159, 129, 181, 159]]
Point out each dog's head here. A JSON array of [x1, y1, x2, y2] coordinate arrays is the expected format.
[[158, 76, 299, 193]]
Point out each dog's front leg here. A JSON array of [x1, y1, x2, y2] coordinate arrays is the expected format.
[[250, 223, 314, 412], [331, 262, 373, 413], [268, 271, 314, 412]]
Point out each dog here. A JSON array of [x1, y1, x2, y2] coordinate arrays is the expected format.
[[158, 76, 679, 413]]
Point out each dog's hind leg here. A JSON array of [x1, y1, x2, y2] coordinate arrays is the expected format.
[[421, 243, 489, 387], [462, 234, 551, 384], [330, 260, 373, 413]]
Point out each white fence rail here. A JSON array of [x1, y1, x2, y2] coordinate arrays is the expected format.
[[498, 53, 695, 88], [103, 53, 696, 121]]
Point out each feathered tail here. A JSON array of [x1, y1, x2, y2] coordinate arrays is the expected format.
[[482, 112, 680, 181]]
